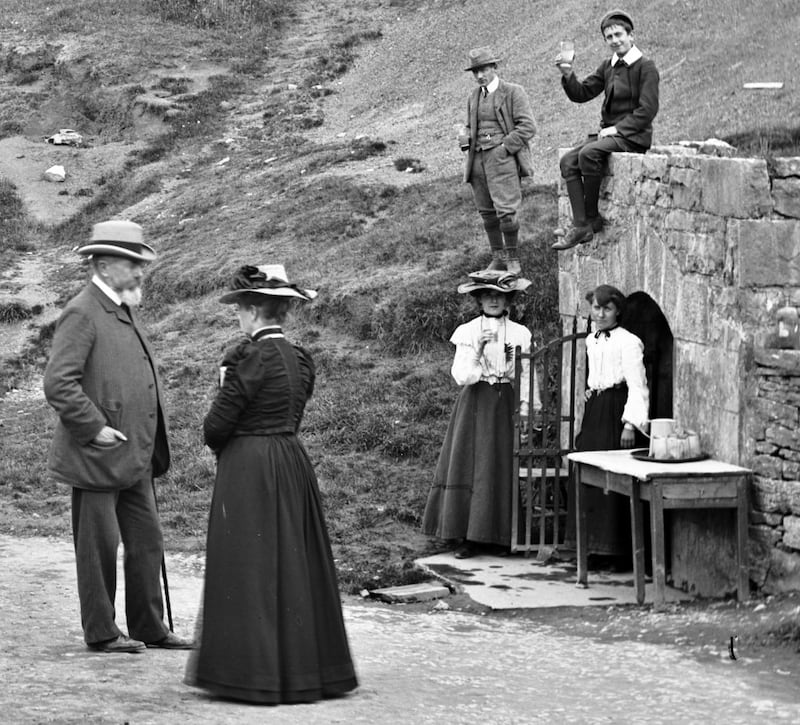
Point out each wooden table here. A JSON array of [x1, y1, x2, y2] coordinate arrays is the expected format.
[[567, 450, 751, 607]]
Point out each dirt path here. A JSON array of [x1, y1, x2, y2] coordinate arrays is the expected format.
[[2, 534, 800, 724]]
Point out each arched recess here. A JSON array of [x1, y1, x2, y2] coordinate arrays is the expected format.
[[622, 291, 673, 421]]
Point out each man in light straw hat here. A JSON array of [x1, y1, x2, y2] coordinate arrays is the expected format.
[[459, 46, 536, 275], [552, 9, 660, 250], [43, 220, 192, 654]]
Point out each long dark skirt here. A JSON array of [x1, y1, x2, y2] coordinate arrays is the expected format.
[[185, 434, 358, 704], [422, 381, 514, 547], [565, 386, 633, 556]]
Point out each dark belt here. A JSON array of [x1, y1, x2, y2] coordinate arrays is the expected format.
[[587, 382, 627, 397]]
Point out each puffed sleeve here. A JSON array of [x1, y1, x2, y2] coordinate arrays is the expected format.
[[449, 322, 482, 386], [513, 325, 541, 417], [294, 344, 316, 400], [203, 344, 266, 452], [620, 331, 650, 430]]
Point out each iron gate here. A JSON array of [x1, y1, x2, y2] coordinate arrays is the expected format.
[[512, 318, 588, 554]]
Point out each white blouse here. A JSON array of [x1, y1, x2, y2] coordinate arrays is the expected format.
[[585, 326, 650, 429], [449, 316, 541, 416]]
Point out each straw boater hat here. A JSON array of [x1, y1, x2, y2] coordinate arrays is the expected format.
[[218, 264, 317, 304], [457, 269, 532, 295], [74, 220, 156, 262], [464, 46, 501, 71]]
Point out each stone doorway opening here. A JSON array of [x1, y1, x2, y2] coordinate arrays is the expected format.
[[622, 291, 674, 422]]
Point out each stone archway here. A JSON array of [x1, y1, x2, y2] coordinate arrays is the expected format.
[[621, 291, 673, 421]]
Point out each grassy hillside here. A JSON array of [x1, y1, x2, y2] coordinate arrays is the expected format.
[[0, 0, 798, 593]]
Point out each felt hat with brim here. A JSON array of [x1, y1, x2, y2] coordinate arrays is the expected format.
[[600, 9, 634, 32], [464, 47, 501, 71], [457, 269, 532, 295], [74, 220, 156, 262], [219, 264, 317, 304]]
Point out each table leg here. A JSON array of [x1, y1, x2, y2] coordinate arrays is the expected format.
[[650, 480, 666, 609], [575, 464, 588, 588], [629, 479, 645, 605], [736, 476, 750, 602]]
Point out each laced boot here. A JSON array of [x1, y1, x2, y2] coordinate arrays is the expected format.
[[500, 220, 521, 275], [486, 248, 507, 271]]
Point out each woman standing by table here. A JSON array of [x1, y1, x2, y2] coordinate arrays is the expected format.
[[185, 264, 357, 704], [422, 271, 539, 558], [566, 284, 650, 566]]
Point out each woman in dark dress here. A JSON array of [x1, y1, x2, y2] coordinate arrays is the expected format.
[[185, 264, 358, 704]]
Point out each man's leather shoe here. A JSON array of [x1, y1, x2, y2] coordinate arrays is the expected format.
[[88, 635, 146, 654], [145, 632, 195, 650], [552, 225, 594, 250]]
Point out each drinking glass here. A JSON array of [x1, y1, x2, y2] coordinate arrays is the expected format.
[[558, 40, 575, 65]]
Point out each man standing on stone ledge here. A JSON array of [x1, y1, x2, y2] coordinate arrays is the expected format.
[[459, 46, 536, 275], [552, 9, 660, 251], [43, 220, 193, 654]]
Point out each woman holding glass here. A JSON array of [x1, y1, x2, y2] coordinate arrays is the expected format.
[[422, 271, 539, 559], [185, 264, 357, 704]]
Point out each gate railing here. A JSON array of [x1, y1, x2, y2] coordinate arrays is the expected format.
[[512, 318, 588, 553]]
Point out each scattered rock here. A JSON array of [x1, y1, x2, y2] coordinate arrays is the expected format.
[[43, 165, 66, 182], [393, 157, 424, 173]]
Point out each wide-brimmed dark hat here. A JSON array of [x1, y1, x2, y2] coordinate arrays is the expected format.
[[74, 220, 156, 262], [464, 46, 501, 71], [458, 269, 531, 295], [219, 264, 317, 304], [600, 9, 634, 32]]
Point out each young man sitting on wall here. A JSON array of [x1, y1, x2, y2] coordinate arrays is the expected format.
[[552, 9, 660, 251]]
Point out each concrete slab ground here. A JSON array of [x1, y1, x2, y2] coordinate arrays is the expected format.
[[417, 552, 693, 609]]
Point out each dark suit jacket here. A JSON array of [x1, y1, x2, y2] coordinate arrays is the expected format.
[[562, 53, 659, 149], [44, 283, 170, 490], [464, 78, 537, 183]]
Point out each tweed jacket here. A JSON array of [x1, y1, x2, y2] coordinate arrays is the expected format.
[[561, 51, 659, 149], [43, 283, 170, 490], [463, 78, 536, 183]]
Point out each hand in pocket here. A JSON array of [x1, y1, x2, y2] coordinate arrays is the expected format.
[[91, 425, 127, 448]]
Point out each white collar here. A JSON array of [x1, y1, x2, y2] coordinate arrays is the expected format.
[[92, 274, 122, 306], [610, 45, 643, 67], [484, 76, 500, 94], [251, 325, 284, 339]]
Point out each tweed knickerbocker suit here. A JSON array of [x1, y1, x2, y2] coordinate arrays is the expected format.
[[464, 78, 536, 233]]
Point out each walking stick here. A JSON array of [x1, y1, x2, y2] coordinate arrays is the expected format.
[[151, 479, 174, 632]]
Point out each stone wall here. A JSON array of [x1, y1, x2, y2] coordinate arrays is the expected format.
[[558, 147, 800, 593], [749, 349, 800, 592]]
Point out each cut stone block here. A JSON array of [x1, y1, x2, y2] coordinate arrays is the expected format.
[[370, 581, 450, 603]]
